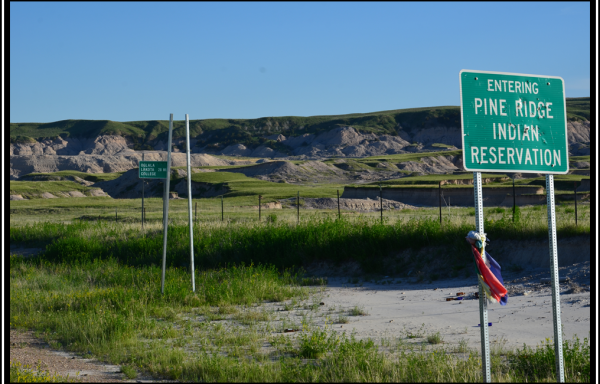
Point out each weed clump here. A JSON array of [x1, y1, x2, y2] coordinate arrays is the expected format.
[[349, 306, 368, 316], [120, 365, 138, 380], [426, 332, 443, 344]]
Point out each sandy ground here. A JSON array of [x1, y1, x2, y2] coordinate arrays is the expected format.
[[310, 262, 590, 351], [10, 329, 126, 382]]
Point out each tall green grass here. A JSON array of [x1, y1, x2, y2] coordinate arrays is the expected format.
[[11, 212, 588, 274]]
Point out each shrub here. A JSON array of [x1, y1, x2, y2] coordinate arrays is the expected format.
[[427, 332, 443, 344], [349, 306, 368, 316]]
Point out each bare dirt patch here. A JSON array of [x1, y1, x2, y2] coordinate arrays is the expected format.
[[10, 329, 126, 383], [280, 197, 416, 212]]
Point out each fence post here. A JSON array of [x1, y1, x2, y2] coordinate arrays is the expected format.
[[438, 181, 442, 227], [574, 182, 577, 226], [297, 191, 299, 223], [116, 208, 117, 223], [259, 195, 262, 221], [221, 195, 224, 222], [513, 177, 516, 222], [337, 190, 340, 219], [142, 152, 144, 229], [379, 184, 383, 224]]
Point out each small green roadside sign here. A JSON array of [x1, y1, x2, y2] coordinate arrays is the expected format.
[[460, 70, 568, 174], [139, 161, 168, 179]]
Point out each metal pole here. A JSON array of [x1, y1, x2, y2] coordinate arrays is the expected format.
[[546, 174, 565, 382], [474, 172, 491, 382], [379, 185, 383, 224], [513, 177, 516, 222], [297, 191, 300, 223], [574, 182, 577, 226], [439, 181, 442, 227], [142, 152, 145, 229], [161, 114, 174, 295], [259, 195, 262, 221], [185, 114, 195, 293], [337, 190, 340, 219]]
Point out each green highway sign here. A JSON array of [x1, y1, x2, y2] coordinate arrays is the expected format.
[[139, 161, 168, 179], [460, 70, 568, 174]]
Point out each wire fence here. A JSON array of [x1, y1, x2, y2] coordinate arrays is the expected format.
[[10, 183, 585, 229]]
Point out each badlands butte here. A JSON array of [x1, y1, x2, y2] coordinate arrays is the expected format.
[[10, 99, 590, 204]]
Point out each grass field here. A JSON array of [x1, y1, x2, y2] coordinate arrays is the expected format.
[[189, 171, 346, 205], [9, 181, 104, 199], [569, 155, 590, 163], [360, 150, 463, 163], [20, 170, 125, 183]]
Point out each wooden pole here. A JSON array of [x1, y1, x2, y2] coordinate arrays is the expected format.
[[513, 178, 516, 222], [297, 191, 299, 223], [574, 181, 577, 226], [259, 195, 262, 221], [379, 185, 383, 224], [337, 189, 340, 219], [221, 195, 224, 222], [438, 181, 442, 227]]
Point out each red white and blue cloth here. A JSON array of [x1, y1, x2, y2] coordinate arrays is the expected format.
[[466, 231, 508, 305]]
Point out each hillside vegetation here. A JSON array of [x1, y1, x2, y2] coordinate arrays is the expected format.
[[10, 98, 589, 151]]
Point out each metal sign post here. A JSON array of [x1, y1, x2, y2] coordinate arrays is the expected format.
[[546, 174, 565, 382], [474, 172, 491, 382], [185, 114, 195, 292], [161, 114, 174, 294], [460, 70, 568, 382]]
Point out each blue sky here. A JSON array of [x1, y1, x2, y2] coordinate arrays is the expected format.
[[10, 2, 590, 123]]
